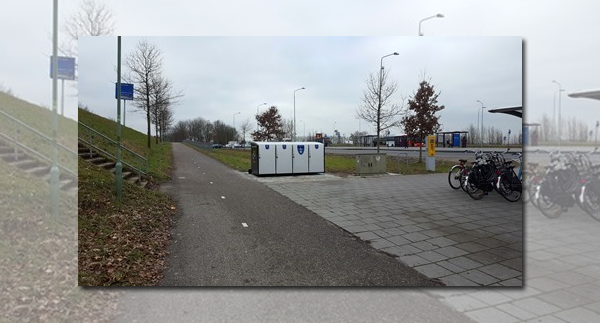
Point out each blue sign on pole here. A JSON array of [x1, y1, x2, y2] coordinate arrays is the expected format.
[[49, 56, 76, 80], [115, 83, 134, 100]]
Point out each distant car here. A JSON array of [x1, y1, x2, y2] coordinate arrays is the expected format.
[[212, 144, 223, 148]]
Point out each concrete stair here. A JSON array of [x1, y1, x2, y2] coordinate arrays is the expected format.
[[78, 142, 148, 188]]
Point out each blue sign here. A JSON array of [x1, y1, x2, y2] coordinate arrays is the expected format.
[[297, 145, 305, 155], [49, 56, 76, 80], [115, 83, 134, 100], [282, 144, 287, 149], [314, 144, 320, 149], [265, 145, 270, 150]]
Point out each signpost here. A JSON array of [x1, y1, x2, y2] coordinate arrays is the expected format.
[[115, 83, 134, 126], [50, 56, 75, 116], [426, 135, 436, 172]]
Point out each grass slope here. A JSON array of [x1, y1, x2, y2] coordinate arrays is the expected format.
[[0, 160, 119, 322], [78, 108, 172, 181], [78, 108, 176, 286]]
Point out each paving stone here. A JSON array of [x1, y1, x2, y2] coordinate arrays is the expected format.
[[512, 297, 562, 317], [342, 225, 369, 233], [372, 229, 392, 238], [466, 251, 504, 265], [385, 235, 410, 246], [478, 263, 522, 280], [416, 250, 448, 262], [354, 231, 380, 241], [469, 291, 513, 306], [435, 245, 470, 258], [399, 224, 422, 233], [368, 238, 395, 249], [524, 315, 568, 323], [439, 274, 479, 286], [411, 240, 438, 251], [437, 260, 466, 274], [442, 294, 489, 311], [427, 236, 458, 247], [465, 307, 520, 323], [455, 241, 490, 253], [404, 232, 430, 242], [537, 290, 594, 310], [497, 303, 538, 321], [460, 269, 500, 286], [414, 263, 454, 278], [498, 278, 522, 286], [398, 255, 430, 267], [382, 227, 405, 236]]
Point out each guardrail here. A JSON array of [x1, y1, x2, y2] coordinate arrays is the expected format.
[[0, 109, 77, 178], [78, 122, 148, 179]]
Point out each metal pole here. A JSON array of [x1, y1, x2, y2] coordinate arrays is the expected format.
[[116, 36, 123, 200], [123, 99, 126, 127], [50, 0, 60, 217], [294, 87, 305, 141], [61, 79, 64, 116]]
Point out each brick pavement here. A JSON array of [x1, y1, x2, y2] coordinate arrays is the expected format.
[[244, 171, 600, 322], [252, 172, 523, 286]]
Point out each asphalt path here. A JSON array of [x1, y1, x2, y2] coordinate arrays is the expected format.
[[159, 143, 442, 286]]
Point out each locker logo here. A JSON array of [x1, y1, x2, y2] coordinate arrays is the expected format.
[[265, 145, 270, 149], [297, 145, 305, 155], [283, 144, 287, 149], [314, 144, 319, 149]]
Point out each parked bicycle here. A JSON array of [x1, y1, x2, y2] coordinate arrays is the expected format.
[[495, 153, 522, 202]]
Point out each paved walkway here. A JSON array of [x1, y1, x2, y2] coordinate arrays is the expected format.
[[246, 172, 600, 322], [247, 172, 523, 286]]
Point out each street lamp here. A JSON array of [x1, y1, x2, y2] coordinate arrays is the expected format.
[[294, 87, 305, 141], [477, 100, 485, 147], [256, 102, 267, 132], [419, 13, 444, 36], [552, 80, 564, 146], [377, 52, 399, 152], [300, 120, 305, 140]]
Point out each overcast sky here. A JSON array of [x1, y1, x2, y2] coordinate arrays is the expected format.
[[1, 0, 600, 141], [78, 36, 521, 139]]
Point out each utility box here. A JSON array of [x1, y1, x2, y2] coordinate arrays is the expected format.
[[250, 142, 276, 175], [355, 154, 387, 175], [250, 142, 324, 176], [276, 143, 293, 174], [293, 143, 309, 173], [308, 143, 325, 173]]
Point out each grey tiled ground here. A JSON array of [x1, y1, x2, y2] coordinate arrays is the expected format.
[[257, 172, 523, 286], [248, 171, 600, 322], [431, 204, 600, 323]]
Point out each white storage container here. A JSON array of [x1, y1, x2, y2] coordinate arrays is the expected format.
[[275, 143, 293, 174], [293, 143, 309, 173], [308, 143, 325, 173]]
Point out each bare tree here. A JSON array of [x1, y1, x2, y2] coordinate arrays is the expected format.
[[125, 40, 163, 148], [401, 78, 445, 162], [356, 68, 403, 153], [150, 75, 183, 144], [61, 0, 115, 57], [238, 118, 253, 144]]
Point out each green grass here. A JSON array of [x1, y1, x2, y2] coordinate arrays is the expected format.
[[78, 108, 172, 181], [77, 108, 177, 286], [187, 144, 457, 175], [0, 91, 78, 173]]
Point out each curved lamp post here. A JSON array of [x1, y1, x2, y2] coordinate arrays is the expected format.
[[552, 80, 563, 146], [419, 13, 444, 36], [256, 102, 267, 132], [377, 52, 399, 152], [294, 87, 305, 141], [477, 100, 485, 147]]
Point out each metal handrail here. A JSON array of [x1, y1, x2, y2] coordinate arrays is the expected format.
[[0, 109, 77, 177], [78, 122, 148, 179]]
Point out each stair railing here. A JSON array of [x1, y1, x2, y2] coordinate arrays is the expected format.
[[78, 122, 148, 180], [0, 109, 77, 178]]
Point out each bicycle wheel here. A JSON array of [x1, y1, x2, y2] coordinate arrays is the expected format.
[[448, 165, 463, 190], [536, 180, 563, 219], [465, 174, 485, 200], [580, 181, 600, 222], [497, 171, 522, 202], [460, 168, 470, 192]]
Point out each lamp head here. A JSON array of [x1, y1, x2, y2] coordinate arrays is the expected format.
[[437, 13, 444, 18]]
